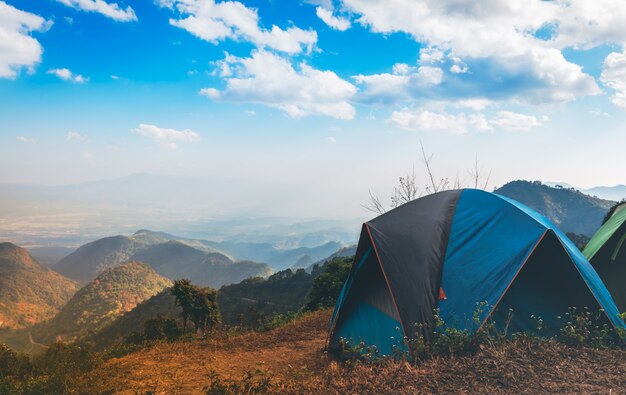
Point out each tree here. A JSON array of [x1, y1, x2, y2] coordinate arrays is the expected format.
[[171, 279, 220, 336], [304, 256, 353, 311], [171, 279, 194, 333]]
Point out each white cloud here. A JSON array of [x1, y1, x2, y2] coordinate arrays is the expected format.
[[325, 136, 337, 143], [244, 110, 256, 116], [316, 7, 350, 31], [342, 0, 603, 105], [449, 57, 468, 74], [48, 68, 88, 83], [132, 123, 201, 148], [167, 0, 317, 54], [601, 51, 626, 109], [389, 108, 543, 134], [202, 50, 356, 120], [416, 66, 443, 85], [154, 0, 175, 9], [353, 63, 443, 104], [0, 2, 48, 78], [589, 109, 610, 117], [489, 111, 544, 131], [66, 131, 89, 142], [389, 109, 472, 134], [16, 136, 36, 143], [55, 0, 137, 22]]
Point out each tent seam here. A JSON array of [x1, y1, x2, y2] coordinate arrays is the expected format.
[[477, 229, 549, 332], [365, 223, 408, 341]]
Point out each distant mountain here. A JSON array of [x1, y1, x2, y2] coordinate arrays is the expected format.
[[495, 181, 615, 236], [584, 185, 626, 202], [132, 241, 272, 288], [306, 245, 357, 272], [53, 230, 270, 286], [203, 240, 344, 271], [86, 289, 181, 350], [0, 243, 80, 329], [26, 246, 75, 266], [546, 182, 626, 202], [31, 262, 171, 344]]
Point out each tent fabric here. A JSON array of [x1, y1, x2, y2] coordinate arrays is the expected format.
[[584, 203, 626, 261], [328, 189, 626, 356], [583, 203, 626, 313]]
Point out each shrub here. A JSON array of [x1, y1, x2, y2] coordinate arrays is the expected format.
[[304, 256, 353, 311]]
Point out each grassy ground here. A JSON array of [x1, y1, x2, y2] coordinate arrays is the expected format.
[[77, 310, 626, 394]]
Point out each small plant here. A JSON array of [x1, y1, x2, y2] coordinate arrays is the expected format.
[[557, 307, 615, 348], [335, 338, 382, 364], [204, 369, 273, 395]]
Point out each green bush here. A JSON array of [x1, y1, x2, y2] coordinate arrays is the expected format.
[[304, 256, 353, 311]]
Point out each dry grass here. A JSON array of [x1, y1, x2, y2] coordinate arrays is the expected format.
[[77, 310, 626, 394]]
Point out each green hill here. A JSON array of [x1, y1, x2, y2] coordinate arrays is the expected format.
[[218, 268, 315, 327], [495, 181, 615, 236], [0, 243, 80, 329], [31, 262, 172, 344], [86, 289, 181, 350]]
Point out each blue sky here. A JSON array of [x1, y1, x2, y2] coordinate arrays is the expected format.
[[2, 0, 626, 218]]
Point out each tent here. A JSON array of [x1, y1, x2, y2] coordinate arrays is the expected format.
[[583, 201, 626, 313], [328, 189, 625, 355]]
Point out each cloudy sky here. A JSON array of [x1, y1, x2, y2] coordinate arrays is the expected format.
[[2, 0, 626, 218]]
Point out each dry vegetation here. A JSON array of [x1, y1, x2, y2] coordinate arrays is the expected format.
[[76, 310, 626, 394]]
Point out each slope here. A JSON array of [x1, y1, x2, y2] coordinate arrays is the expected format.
[[86, 289, 181, 350], [495, 181, 615, 236], [0, 243, 80, 329], [31, 262, 172, 344]]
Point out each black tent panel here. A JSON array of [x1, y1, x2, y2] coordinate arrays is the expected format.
[[367, 190, 462, 339]]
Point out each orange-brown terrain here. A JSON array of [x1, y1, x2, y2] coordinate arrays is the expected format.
[[79, 310, 626, 394]]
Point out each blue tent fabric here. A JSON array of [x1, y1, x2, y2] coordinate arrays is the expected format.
[[333, 302, 405, 356], [328, 189, 626, 356]]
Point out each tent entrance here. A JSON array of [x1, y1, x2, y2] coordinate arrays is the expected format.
[[330, 240, 404, 355], [491, 232, 611, 336]]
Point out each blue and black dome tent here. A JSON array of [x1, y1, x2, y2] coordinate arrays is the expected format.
[[328, 189, 625, 355]]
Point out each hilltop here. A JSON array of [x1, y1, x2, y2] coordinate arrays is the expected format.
[[0, 243, 80, 329], [77, 310, 626, 394], [495, 181, 615, 236], [31, 262, 172, 344]]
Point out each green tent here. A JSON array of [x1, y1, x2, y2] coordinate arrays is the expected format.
[[583, 202, 626, 313]]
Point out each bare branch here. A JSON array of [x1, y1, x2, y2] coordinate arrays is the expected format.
[[420, 141, 438, 192], [390, 168, 419, 208], [362, 189, 386, 214], [482, 169, 492, 190]]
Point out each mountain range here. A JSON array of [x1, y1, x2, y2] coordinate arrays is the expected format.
[[53, 230, 273, 286]]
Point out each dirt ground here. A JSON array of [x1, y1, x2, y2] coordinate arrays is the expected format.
[[79, 310, 626, 394], [79, 310, 333, 393]]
